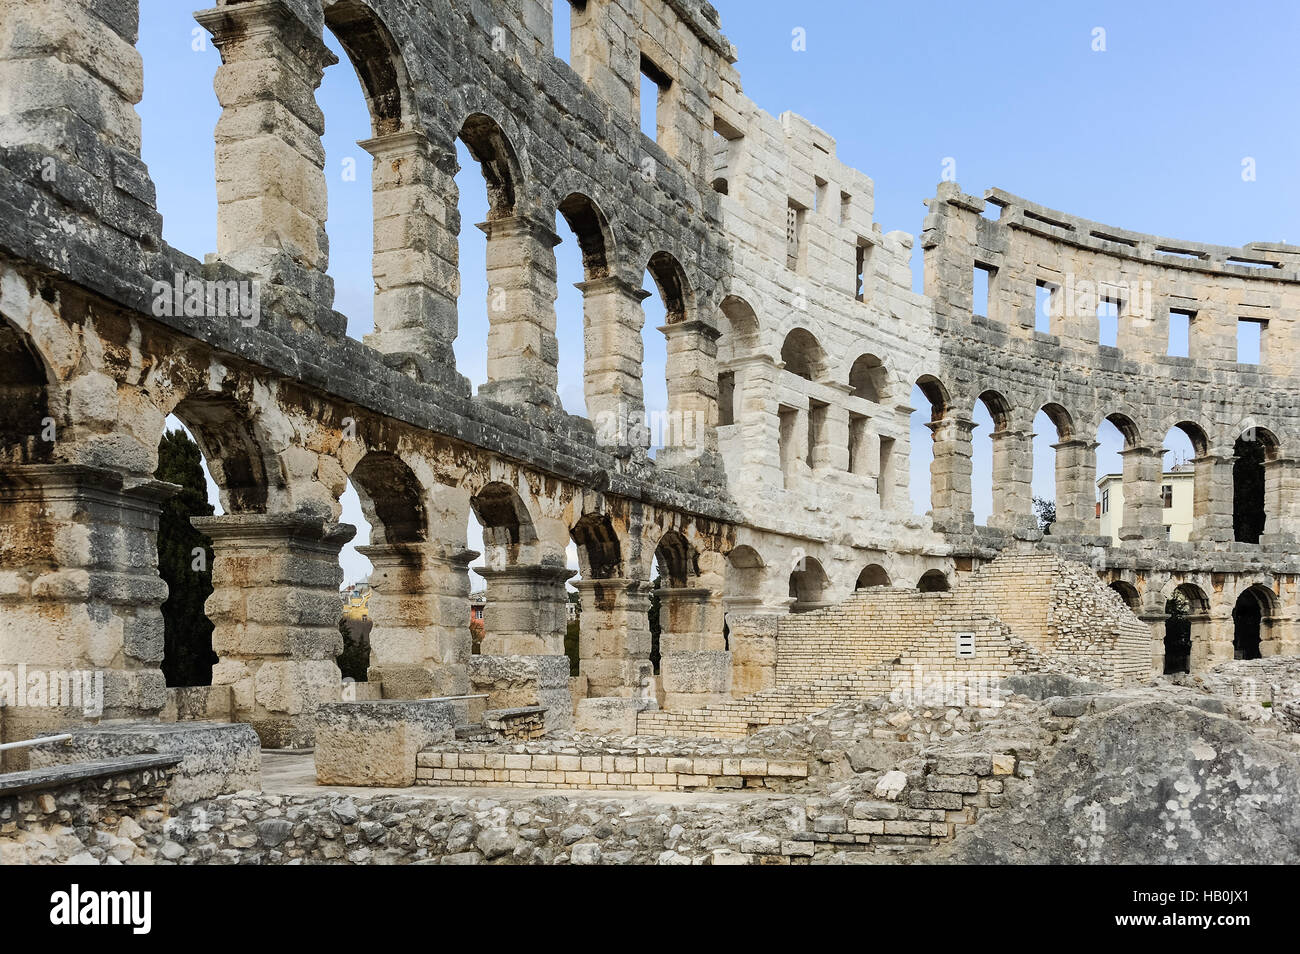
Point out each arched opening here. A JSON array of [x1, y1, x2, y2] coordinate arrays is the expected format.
[[972, 390, 1012, 528], [716, 296, 760, 428], [1159, 422, 1205, 543], [724, 544, 765, 615], [0, 317, 53, 464], [788, 556, 829, 611], [644, 252, 700, 458], [855, 564, 891, 589], [780, 328, 824, 381], [1032, 404, 1072, 534], [910, 376, 950, 516], [649, 530, 699, 673], [1233, 586, 1274, 660], [1108, 580, 1141, 611], [1095, 412, 1140, 542], [848, 354, 887, 403], [571, 512, 648, 696], [1233, 429, 1277, 544], [342, 450, 432, 691], [917, 569, 950, 593], [160, 395, 279, 689], [454, 114, 522, 389], [555, 193, 614, 416], [1163, 583, 1208, 674]]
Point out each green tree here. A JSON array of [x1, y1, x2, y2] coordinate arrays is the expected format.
[[648, 576, 662, 673], [154, 429, 216, 687], [337, 616, 371, 682]]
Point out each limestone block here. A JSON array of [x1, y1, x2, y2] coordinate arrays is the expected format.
[[575, 697, 655, 736], [660, 650, 733, 694], [313, 700, 455, 787], [468, 654, 573, 734], [30, 722, 261, 805]]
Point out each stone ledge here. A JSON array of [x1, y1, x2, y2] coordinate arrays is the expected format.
[[0, 754, 180, 797]]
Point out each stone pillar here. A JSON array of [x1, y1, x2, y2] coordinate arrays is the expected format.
[[477, 564, 572, 656], [0, 465, 170, 752], [1190, 453, 1234, 544], [573, 578, 653, 697], [360, 129, 461, 380], [927, 415, 974, 525], [1261, 456, 1300, 546], [723, 355, 781, 492], [658, 587, 726, 652], [1052, 438, 1097, 535], [196, 513, 354, 748], [358, 542, 475, 699], [0, 0, 161, 242], [658, 320, 721, 465], [1140, 612, 1168, 676], [989, 428, 1034, 532], [577, 276, 649, 447], [197, 1, 337, 295], [477, 213, 562, 409], [1118, 444, 1163, 543], [1196, 611, 1234, 672]]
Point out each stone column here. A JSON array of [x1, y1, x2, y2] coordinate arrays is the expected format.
[[477, 564, 573, 656], [1118, 444, 1163, 543], [658, 320, 721, 465], [1261, 456, 1300, 546], [197, 1, 337, 297], [358, 542, 476, 699], [573, 578, 653, 697], [1190, 453, 1234, 544], [1196, 611, 1234, 672], [989, 428, 1034, 532], [1052, 438, 1097, 535], [927, 415, 974, 526], [0, 0, 161, 241], [658, 585, 730, 711], [0, 465, 171, 752], [1140, 611, 1168, 676], [196, 513, 354, 748], [360, 129, 461, 381], [577, 276, 650, 447], [477, 213, 562, 409]]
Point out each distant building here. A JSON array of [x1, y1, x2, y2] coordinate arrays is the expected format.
[[1097, 463, 1194, 544], [469, 592, 486, 622], [341, 583, 371, 621]]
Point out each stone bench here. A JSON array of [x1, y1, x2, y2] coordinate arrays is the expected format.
[[314, 700, 455, 787]]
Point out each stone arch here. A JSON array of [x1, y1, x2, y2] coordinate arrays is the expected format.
[[469, 480, 539, 561], [915, 374, 951, 421], [718, 294, 760, 356], [917, 569, 950, 592], [1039, 402, 1074, 441], [571, 512, 623, 580], [1108, 580, 1141, 611], [0, 313, 54, 464], [1101, 411, 1142, 447], [557, 192, 614, 281], [169, 393, 279, 514], [856, 563, 891, 589], [458, 112, 522, 219], [973, 389, 1018, 528], [1233, 583, 1277, 660], [848, 353, 888, 403], [1233, 426, 1279, 544], [780, 327, 825, 381], [653, 529, 699, 588], [1163, 580, 1210, 674], [645, 250, 692, 324], [348, 451, 427, 544], [789, 556, 829, 610], [324, 0, 418, 136]]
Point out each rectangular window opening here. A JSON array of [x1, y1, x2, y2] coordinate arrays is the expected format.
[[814, 177, 828, 215], [840, 191, 852, 225], [855, 241, 871, 302], [1097, 297, 1120, 348], [1168, 309, 1192, 357], [639, 54, 671, 143], [1237, 318, 1264, 365], [808, 400, 829, 469], [786, 200, 806, 271], [778, 405, 798, 488], [1035, 280, 1058, 334], [848, 413, 867, 476], [879, 436, 895, 507], [973, 263, 996, 319], [1162, 484, 1173, 508], [553, 0, 574, 62], [717, 371, 735, 427]]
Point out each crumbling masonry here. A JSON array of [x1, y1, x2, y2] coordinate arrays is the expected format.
[[1, 0, 1297, 755]]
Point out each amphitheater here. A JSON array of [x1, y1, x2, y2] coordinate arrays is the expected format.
[[0, 0, 1298, 865]]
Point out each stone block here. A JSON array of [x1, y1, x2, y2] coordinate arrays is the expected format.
[[576, 697, 654, 736], [30, 721, 260, 805], [313, 700, 455, 787]]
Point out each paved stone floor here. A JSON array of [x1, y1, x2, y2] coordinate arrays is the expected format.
[[259, 749, 781, 806]]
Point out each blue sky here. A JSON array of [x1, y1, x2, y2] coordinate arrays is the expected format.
[[137, 1, 1298, 580]]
